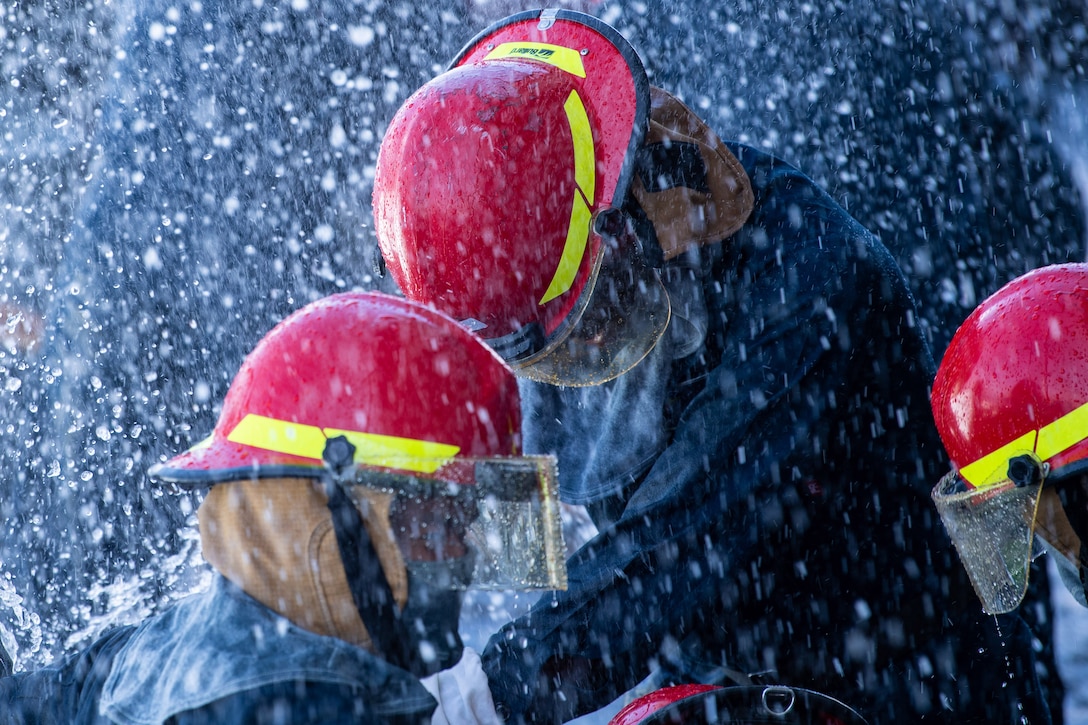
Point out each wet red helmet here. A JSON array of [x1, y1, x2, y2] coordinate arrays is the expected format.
[[609, 684, 722, 725], [931, 263, 1088, 613], [374, 9, 667, 386], [609, 685, 868, 724], [150, 292, 521, 484]]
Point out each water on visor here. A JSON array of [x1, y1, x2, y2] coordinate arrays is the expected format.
[[518, 268, 706, 506]]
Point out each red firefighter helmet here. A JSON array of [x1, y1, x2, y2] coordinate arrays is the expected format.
[[931, 263, 1088, 613], [373, 9, 667, 386], [150, 292, 520, 482], [150, 291, 566, 590], [609, 684, 868, 724], [609, 684, 722, 725]]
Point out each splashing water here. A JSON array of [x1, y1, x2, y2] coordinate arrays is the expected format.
[[0, 567, 44, 670]]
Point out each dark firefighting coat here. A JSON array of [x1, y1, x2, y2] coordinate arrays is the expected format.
[[0, 576, 435, 724], [482, 142, 1051, 725]]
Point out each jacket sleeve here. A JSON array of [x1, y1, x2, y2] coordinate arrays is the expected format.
[[169, 679, 437, 725], [480, 152, 901, 722], [0, 625, 135, 725]]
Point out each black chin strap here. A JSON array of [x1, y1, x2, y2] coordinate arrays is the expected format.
[[322, 436, 421, 674]]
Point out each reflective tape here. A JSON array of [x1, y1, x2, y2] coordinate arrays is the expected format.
[[960, 400, 1088, 489], [483, 42, 587, 78], [226, 413, 459, 474], [540, 89, 595, 305]]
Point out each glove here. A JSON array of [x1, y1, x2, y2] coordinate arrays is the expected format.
[[421, 647, 503, 725]]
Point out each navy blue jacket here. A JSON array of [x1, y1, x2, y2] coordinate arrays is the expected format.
[[482, 143, 1051, 724], [0, 576, 435, 724]]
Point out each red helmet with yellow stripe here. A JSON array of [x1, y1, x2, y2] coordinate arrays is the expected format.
[[151, 292, 519, 482], [932, 263, 1088, 613], [373, 9, 667, 386], [150, 291, 566, 591]]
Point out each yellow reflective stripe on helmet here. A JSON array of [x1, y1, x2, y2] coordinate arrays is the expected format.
[[483, 42, 586, 78], [540, 90, 595, 305], [324, 427, 459, 474], [959, 431, 1037, 489], [1037, 400, 1088, 462], [566, 91, 594, 201], [228, 414, 328, 461], [226, 413, 459, 475], [538, 193, 592, 305], [960, 399, 1088, 488]]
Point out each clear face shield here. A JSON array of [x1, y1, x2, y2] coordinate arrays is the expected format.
[[931, 454, 1046, 615], [354, 456, 568, 591], [932, 453, 1088, 614], [517, 219, 671, 387]]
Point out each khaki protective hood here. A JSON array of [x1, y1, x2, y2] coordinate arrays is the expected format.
[[197, 478, 408, 651], [631, 86, 754, 260]]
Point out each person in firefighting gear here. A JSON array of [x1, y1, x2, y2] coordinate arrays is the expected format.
[[931, 263, 1088, 619], [0, 291, 566, 724], [372, 9, 1053, 724]]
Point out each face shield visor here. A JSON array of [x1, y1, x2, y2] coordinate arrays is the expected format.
[[351, 456, 568, 591], [933, 453, 1088, 614], [151, 430, 568, 592], [932, 453, 1046, 614], [502, 224, 671, 387]]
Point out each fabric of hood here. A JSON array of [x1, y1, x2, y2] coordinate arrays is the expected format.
[[1035, 484, 1084, 570], [630, 86, 754, 260], [1036, 476, 1088, 607], [197, 477, 408, 651]]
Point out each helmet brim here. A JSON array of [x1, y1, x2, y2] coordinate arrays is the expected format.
[[148, 436, 325, 488]]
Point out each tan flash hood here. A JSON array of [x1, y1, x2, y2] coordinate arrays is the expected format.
[[630, 87, 754, 261], [197, 478, 408, 651]]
